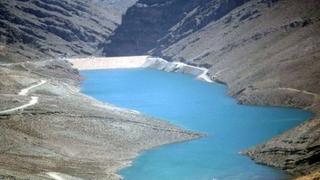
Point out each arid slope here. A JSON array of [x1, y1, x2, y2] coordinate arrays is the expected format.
[[0, 0, 135, 62]]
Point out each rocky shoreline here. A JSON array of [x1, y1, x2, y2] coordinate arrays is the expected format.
[[143, 57, 320, 177], [0, 59, 201, 179]]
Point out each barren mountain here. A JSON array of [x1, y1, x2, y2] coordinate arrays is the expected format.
[[0, 0, 136, 63]]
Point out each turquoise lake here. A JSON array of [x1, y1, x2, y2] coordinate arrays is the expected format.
[[80, 68, 313, 180]]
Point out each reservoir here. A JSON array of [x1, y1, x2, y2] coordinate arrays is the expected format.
[[81, 68, 312, 180]]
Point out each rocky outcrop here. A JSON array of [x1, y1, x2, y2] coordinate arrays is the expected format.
[[244, 118, 320, 175], [104, 0, 320, 176], [295, 172, 320, 180]]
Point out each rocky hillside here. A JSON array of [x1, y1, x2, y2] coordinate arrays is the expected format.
[[0, 0, 136, 63], [104, 0, 320, 176], [103, 0, 249, 56]]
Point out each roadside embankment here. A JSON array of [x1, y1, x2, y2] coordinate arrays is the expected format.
[[0, 80, 46, 114], [143, 57, 213, 83]]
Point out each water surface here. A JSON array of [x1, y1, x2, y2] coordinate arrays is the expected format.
[[81, 69, 312, 180]]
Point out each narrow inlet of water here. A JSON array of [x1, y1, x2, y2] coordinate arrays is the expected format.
[[81, 68, 312, 180]]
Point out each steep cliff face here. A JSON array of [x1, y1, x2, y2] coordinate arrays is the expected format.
[[104, 0, 320, 176], [103, 0, 249, 56], [150, 0, 251, 56], [102, 0, 200, 56], [0, 0, 136, 62]]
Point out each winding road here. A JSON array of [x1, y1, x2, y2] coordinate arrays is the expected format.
[[0, 80, 47, 114], [279, 87, 320, 108], [173, 62, 213, 83]]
